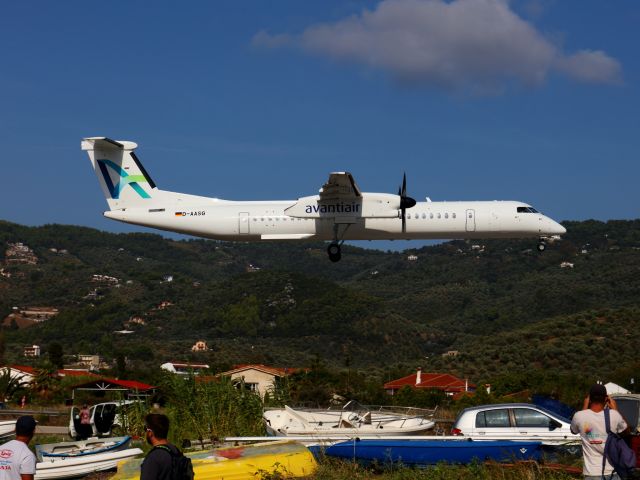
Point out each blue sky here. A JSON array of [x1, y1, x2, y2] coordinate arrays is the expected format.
[[0, 1, 638, 250]]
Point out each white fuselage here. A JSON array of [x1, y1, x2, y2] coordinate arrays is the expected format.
[[103, 195, 566, 242]]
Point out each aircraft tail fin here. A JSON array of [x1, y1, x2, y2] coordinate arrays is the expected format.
[[82, 137, 158, 210]]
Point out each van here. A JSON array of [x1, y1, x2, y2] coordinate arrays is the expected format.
[[69, 400, 140, 439]]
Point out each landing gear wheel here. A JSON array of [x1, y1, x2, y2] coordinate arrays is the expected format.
[[537, 241, 546, 252], [327, 243, 342, 262]]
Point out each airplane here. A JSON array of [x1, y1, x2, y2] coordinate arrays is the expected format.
[[82, 137, 566, 262]]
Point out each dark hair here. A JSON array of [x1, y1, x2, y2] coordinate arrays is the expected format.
[[15, 416, 37, 436], [145, 413, 169, 439], [589, 384, 607, 404]]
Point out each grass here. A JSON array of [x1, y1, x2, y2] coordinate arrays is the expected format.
[[308, 458, 581, 479]]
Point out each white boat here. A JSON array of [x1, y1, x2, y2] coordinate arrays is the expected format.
[[264, 401, 436, 436], [35, 436, 132, 462], [0, 420, 15, 439], [35, 447, 143, 480]]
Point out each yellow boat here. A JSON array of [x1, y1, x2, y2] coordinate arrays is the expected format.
[[111, 440, 317, 480]]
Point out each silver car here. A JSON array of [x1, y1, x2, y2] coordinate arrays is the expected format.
[[451, 403, 579, 442]]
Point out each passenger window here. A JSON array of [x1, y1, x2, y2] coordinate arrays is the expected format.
[[513, 409, 551, 427], [476, 409, 510, 428], [452, 213, 456, 219], [437, 213, 441, 219], [445, 213, 449, 219], [414, 213, 419, 219], [430, 213, 434, 219], [422, 213, 426, 219]]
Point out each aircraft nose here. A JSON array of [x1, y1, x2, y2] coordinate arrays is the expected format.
[[545, 218, 566, 235]]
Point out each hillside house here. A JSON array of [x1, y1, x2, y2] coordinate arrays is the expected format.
[[4, 243, 38, 264], [18, 307, 58, 322], [23, 345, 41, 357], [217, 364, 297, 399], [191, 340, 208, 352], [384, 368, 475, 396], [161, 362, 210, 375]]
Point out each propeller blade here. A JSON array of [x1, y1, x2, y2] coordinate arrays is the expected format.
[[401, 209, 406, 233], [402, 173, 407, 197]]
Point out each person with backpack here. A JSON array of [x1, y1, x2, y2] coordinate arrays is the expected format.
[[141, 414, 193, 480], [571, 384, 631, 479]]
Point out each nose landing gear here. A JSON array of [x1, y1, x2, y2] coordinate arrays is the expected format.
[[537, 240, 546, 252]]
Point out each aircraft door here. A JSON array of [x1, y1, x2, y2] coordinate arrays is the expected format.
[[465, 209, 476, 232], [238, 212, 250, 234]]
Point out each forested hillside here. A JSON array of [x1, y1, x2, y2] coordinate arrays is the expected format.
[[1, 219, 638, 389]]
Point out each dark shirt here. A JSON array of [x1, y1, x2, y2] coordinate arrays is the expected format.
[[140, 443, 179, 480]]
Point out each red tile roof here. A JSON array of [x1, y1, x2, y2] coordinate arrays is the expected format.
[[71, 377, 155, 391], [57, 369, 101, 378], [8, 365, 37, 375], [223, 364, 299, 377], [384, 372, 475, 393]]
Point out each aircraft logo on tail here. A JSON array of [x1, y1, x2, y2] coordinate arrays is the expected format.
[[97, 159, 151, 199]]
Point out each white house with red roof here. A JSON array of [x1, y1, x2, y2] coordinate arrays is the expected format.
[[1, 365, 100, 385], [384, 368, 475, 396], [217, 364, 298, 399]]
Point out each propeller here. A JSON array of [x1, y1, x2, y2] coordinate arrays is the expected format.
[[398, 173, 416, 233]]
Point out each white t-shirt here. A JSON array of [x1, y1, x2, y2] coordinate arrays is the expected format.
[[0, 439, 36, 480], [571, 408, 627, 477]]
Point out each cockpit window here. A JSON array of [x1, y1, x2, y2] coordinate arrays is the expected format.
[[517, 207, 539, 213]]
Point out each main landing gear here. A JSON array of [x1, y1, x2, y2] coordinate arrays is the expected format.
[[327, 223, 351, 262], [537, 240, 546, 252], [327, 243, 341, 262]]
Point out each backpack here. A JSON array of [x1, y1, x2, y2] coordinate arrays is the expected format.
[[603, 408, 636, 479], [154, 444, 195, 480]]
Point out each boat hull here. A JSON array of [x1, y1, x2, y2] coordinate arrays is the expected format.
[[35, 448, 143, 480], [36, 436, 132, 461], [111, 440, 316, 480], [264, 405, 435, 437], [317, 439, 543, 465]]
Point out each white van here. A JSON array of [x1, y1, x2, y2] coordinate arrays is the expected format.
[[69, 400, 140, 439]]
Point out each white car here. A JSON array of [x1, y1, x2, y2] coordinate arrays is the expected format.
[[451, 403, 579, 443], [69, 400, 140, 439]]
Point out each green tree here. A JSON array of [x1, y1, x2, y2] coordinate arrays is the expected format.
[[0, 370, 28, 403], [48, 342, 64, 369]]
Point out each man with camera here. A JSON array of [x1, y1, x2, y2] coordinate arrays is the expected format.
[[571, 384, 629, 479]]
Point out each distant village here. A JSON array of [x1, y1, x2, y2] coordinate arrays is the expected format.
[[0, 239, 601, 404]]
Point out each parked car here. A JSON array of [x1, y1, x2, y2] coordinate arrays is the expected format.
[[451, 403, 579, 442], [69, 400, 140, 439], [611, 394, 640, 433]]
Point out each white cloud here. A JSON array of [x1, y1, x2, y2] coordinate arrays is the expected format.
[[252, 0, 622, 92], [555, 50, 623, 85]]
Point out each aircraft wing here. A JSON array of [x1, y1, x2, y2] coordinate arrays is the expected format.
[[319, 172, 362, 201]]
